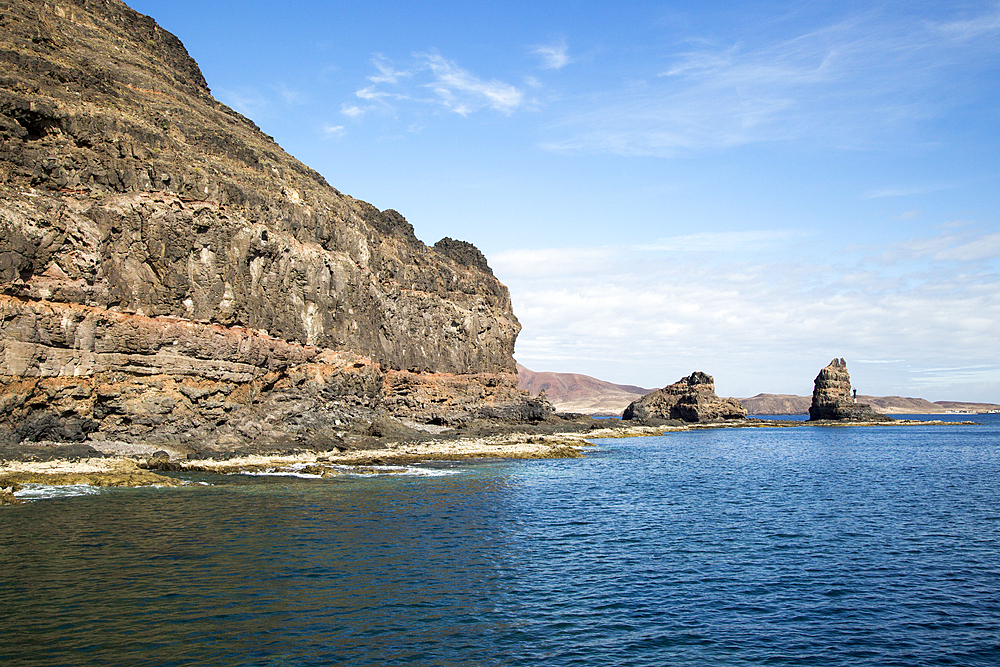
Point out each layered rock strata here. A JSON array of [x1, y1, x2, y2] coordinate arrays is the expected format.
[[622, 371, 746, 422], [808, 358, 891, 422], [0, 0, 546, 451]]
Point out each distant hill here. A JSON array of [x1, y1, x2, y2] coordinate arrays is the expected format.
[[517, 366, 1000, 416], [933, 401, 1000, 413], [740, 394, 1000, 415], [739, 394, 812, 415], [517, 365, 654, 416]]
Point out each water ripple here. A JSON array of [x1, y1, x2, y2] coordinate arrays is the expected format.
[[2, 419, 1000, 665]]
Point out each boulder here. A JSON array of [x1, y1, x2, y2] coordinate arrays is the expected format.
[[808, 358, 892, 421], [622, 371, 746, 422]]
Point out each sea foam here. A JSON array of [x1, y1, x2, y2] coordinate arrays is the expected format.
[[13, 483, 101, 500]]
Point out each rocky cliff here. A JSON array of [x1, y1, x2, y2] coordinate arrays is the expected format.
[[808, 358, 891, 422], [622, 371, 746, 423], [0, 0, 547, 453]]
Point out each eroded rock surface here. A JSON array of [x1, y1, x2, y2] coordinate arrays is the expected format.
[[808, 358, 891, 422], [0, 0, 544, 452], [622, 371, 746, 422]]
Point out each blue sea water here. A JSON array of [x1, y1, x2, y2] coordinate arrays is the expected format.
[[2, 415, 999, 666]]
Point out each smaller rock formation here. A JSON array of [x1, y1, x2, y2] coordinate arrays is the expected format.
[[808, 358, 892, 421], [622, 372, 747, 422]]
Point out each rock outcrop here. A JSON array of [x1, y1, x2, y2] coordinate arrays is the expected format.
[[622, 371, 746, 422], [0, 0, 547, 452], [808, 358, 891, 421]]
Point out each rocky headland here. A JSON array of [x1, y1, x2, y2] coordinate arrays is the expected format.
[[0, 0, 562, 460], [0, 3, 980, 498], [622, 371, 747, 423], [808, 358, 892, 422]]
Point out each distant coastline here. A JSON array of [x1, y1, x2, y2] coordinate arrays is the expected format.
[[517, 366, 1000, 417], [739, 394, 1000, 416]]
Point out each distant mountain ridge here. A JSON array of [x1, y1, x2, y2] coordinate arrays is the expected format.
[[739, 394, 1000, 415], [517, 365, 653, 415], [517, 366, 1000, 416]]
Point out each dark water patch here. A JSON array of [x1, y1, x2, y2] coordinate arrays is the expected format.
[[2, 418, 1000, 665]]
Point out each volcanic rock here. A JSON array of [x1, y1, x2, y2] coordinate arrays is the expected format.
[[0, 0, 545, 452], [808, 358, 891, 421], [622, 371, 746, 422]]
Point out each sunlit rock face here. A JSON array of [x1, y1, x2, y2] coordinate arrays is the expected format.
[[0, 0, 538, 450], [808, 358, 891, 422], [622, 371, 747, 423]]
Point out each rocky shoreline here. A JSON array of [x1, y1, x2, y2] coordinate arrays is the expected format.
[[2, 415, 978, 505], [0, 428, 597, 504]]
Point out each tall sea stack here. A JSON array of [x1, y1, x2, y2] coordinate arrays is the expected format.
[[0, 0, 548, 452], [808, 358, 891, 422]]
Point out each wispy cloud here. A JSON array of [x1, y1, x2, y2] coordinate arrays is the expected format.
[[933, 4, 1000, 40], [533, 39, 571, 69], [492, 225, 1000, 399], [322, 124, 346, 138], [418, 52, 524, 115], [368, 55, 410, 85], [343, 51, 526, 119], [542, 5, 1000, 156], [864, 183, 955, 199]]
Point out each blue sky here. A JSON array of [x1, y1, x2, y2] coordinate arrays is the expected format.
[[128, 0, 1000, 401]]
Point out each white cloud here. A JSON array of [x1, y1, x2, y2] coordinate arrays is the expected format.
[[340, 104, 367, 118], [931, 231, 1000, 262], [322, 124, 346, 138], [492, 225, 1000, 400], [346, 51, 526, 119], [542, 5, 1000, 156], [418, 52, 524, 114], [368, 55, 410, 85], [533, 39, 571, 69]]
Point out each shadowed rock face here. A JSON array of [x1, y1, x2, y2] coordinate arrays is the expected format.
[[0, 0, 543, 450], [622, 371, 747, 422], [808, 358, 891, 422]]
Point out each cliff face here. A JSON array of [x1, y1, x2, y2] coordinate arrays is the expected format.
[[808, 358, 891, 422], [0, 0, 544, 451], [622, 371, 746, 422]]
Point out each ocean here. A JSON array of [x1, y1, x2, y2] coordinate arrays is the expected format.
[[2, 415, 999, 666]]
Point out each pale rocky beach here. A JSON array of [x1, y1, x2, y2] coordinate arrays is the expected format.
[[0, 431, 594, 504], [3, 415, 975, 506]]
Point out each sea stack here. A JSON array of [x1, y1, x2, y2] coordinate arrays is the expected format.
[[808, 358, 892, 421], [622, 371, 746, 422]]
